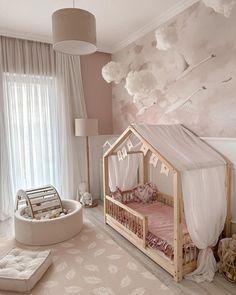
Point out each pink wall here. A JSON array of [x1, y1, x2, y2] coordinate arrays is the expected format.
[[81, 52, 113, 135], [111, 2, 236, 137]]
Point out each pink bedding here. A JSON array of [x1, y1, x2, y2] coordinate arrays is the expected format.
[[126, 201, 193, 259]]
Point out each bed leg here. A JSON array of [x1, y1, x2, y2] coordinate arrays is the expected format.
[[174, 268, 183, 282], [173, 172, 183, 282], [103, 156, 109, 225]]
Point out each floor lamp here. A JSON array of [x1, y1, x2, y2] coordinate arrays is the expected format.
[[75, 118, 98, 194]]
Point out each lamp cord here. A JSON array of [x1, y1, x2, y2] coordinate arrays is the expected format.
[[73, 0, 75, 8]]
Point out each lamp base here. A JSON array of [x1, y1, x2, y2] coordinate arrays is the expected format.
[[84, 199, 98, 208]]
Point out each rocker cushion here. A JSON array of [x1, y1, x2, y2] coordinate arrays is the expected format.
[[0, 248, 52, 293]]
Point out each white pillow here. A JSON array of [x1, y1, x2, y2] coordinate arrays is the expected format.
[[0, 248, 52, 292]]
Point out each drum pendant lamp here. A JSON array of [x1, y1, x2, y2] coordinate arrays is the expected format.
[[52, 0, 97, 55]]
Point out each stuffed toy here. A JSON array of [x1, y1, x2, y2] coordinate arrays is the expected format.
[[77, 182, 93, 206], [80, 192, 93, 206], [77, 182, 87, 202]]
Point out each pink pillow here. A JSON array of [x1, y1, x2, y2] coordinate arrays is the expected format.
[[132, 183, 157, 203], [111, 187, 123, 202]]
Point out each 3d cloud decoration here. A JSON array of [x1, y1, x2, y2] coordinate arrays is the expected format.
[[125, 70, 157, 102], [101, 61, 127, 84], [155, 25, 177, 51], [202, 0, 236, 17]]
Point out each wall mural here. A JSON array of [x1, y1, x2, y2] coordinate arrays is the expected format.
[[102, 0, 236, 137]]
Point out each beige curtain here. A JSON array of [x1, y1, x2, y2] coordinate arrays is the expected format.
[[0, 36, 87, 220]]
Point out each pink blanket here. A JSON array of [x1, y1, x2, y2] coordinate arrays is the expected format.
[[127, 201, 193, 259]]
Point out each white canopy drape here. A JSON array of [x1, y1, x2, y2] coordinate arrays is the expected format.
[[107, 123, 227, 282], [0, 36, 87, 220], [132, 124, 227, 282], [108, 154, 140, 192], [182, 165, 226, 282]]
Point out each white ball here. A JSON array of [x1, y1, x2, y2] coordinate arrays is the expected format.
[[202, 0, 236, 17], [102, 61, 127, 84], [155, 25, 177, 51], [125, 70, 157, 97]]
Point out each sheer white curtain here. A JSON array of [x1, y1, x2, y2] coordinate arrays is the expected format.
[[182, 166, 227, 282], [0, 36, 87, 220], [108, 154, 140, 192], [0, 70, 13, 220], [55, 52, 87, 198], [133, 124, 227, 282], [2, 72, 60, 189]]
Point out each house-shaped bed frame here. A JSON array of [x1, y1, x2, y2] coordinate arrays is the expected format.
[[103, 124, 232, 282]]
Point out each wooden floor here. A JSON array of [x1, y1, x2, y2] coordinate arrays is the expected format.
[[1, 202, 236, 295]]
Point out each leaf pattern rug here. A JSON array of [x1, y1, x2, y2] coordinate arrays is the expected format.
[[0, 219, 174, 295]]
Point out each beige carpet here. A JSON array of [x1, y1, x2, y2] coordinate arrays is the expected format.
[[0, 219, 174, 295]]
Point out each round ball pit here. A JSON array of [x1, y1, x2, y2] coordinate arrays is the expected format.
[[14, 200, 83, 246]]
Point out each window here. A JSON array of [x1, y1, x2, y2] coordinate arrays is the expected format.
[[3, 72, 60, 194]]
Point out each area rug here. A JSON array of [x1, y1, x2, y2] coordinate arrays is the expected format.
[[0, 219, 174, 295]]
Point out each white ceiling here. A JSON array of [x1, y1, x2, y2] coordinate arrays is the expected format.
[[0, 0, 197, 53]]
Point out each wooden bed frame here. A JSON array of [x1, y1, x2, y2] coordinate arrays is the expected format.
[[104, 189, 198, 282], [103, 126, 232, 282]]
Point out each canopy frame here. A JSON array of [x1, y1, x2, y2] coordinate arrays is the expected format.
[[103, 125, 232, 282]]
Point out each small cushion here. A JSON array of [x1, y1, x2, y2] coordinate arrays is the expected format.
[[111, 187, 123, 202], [0, 247, 52, 293], [131, 183, 157, 203]]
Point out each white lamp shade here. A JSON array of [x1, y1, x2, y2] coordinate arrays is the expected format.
[[75, 118, 98, 136], [52, 8, 97, 55]]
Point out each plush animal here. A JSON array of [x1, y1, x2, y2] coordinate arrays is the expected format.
[[77, 182, 87, 202], [80, 192, 93, 206]]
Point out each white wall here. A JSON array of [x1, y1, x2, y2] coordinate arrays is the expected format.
[[202, 137, 236, 234]]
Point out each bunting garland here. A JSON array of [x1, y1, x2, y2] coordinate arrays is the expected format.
[[117, 150, 123, 161], [140, 144, 148, 156], [122, 146, 127, 158], [126, 138, 133, 151], [161, 163, 169, 176], [150, 153, 158, 168]]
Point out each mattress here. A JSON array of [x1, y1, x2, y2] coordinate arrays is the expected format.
[[126, 201, 193, 259]]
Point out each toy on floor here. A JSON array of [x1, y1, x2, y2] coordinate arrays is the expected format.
[[218, 234, 236, 283], [15, 185, 73, 220], [77, 182, 97, 208], [14, 185, 83, 245], [80, 192, 93, 206]]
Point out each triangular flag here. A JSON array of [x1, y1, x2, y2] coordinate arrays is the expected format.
[[126, 138, 133, 151], [161, 163, 169, 176], [122, 146, 127, 158], [150, 153, 158, 168], [117, 150, 123, 161], [140, 144, 148, 156]]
